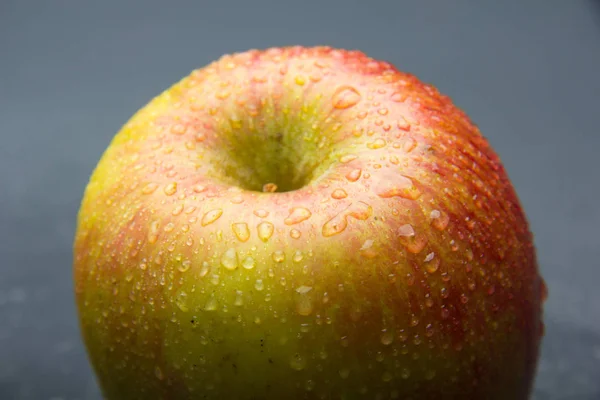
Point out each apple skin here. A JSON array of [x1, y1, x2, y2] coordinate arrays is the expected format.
[[74, 46, 545, 399]]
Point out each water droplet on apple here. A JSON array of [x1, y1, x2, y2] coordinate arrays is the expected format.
[[176, 291, 189, 312], [204, 296, 218, 311], [425, 323, 434, 337], [231, 257, 250, 272], [466, 273, 475, 287], [322, 214, 347, 237], [185, 206, 197, 215], [424, 252, 440, 274], [201, 209, 223, 226], [193, 184, 207, 193], [284, 207, 312, 225], [178, 260, 191, 273], [257, 221, 274, 241], [401, 368, 410, 379], [142, 182, 159, 194], [210, 274, 220, 285], [339, 154, 357, 163], [170, 124, 186, 135], [232, 222, 250, 242], [382, 371, 393, 382], [230, 195, 244, 204], [399, 232, 428, 254], [391, 92, 407, 102], [359, 239, 378, 258], [254, 279, 265, 291], [397, 224, 414, 237], [402, 137, 417, 152], [367, 138, 386, 149], [410, 315, 419, 327], [199, 261, 210, 277], [345, 168, 362, 182], [309, 71, 322, 82], [148, 220, 160, 243], [322, 201, 373, 237], [215, 90, 231, 100], [439, 307, 451, 320], [340, 336, 349, 347], [398, 331, 408, 342], [351, 201, 373, 219], [380, 329, 394, 345], [377, 107, 389, 116], [154, 366, 164, 380], [290, 353, 307, 371], [466, 248, 474, 261], [331, 188, 348, 199], [221, 248, 239, 270], [293, 250, 304, 263], [262, 182, 278, 193], [294, 285, 313, 316], [413, 335, 422, 347], [332, 86, 361, 109], [253, 209, 269, 218], [296, 285, 312, 294], [163, 222, 175, 232], [440, 287, 449, 298], [163, 182, 177, 196], [304, 380, 315, 392], [431, 209, 450, 230], [290, 228, 301, 239], [449, 240, 458, 252], [272, 250, 285, 263], [234, 290, 244, 306], [376, 175, 421, 200], [172, 204, 184, 216]]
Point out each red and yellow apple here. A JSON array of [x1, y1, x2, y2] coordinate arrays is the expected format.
[[74, 46, 546, 399]]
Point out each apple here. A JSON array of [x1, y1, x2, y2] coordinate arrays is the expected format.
[[74, 46, 546, 399]]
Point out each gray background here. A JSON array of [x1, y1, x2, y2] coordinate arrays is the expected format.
[[1, 0, 599, 399]]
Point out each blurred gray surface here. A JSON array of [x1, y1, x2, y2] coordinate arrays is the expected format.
[[1, 1, 599, 399]]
